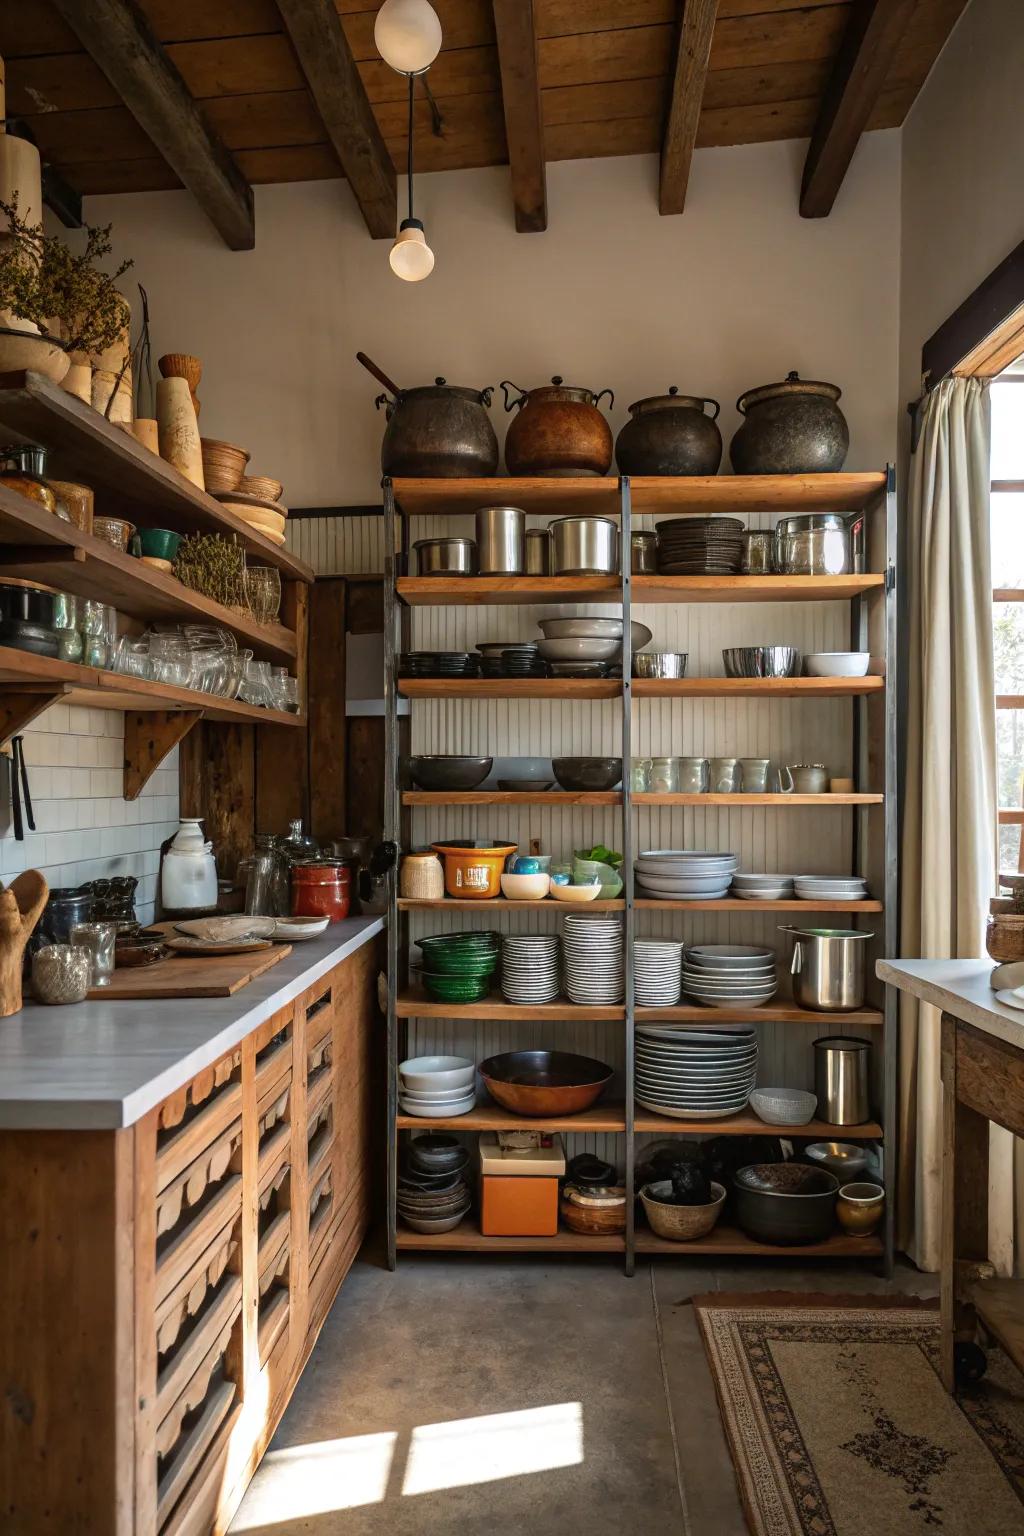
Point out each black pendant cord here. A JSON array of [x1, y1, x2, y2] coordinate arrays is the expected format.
[[406, 72, 415, 222]]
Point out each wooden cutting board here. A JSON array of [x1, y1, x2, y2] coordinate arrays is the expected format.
[[87, 940, 292, 999]]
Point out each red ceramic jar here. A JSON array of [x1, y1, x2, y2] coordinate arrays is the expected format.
[[290, 860, 351, 921]]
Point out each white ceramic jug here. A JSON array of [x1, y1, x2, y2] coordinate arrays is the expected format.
[[161, 818, 218, 913]]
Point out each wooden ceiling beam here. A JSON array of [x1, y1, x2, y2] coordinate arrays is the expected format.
[[274, 0, 395, 239], [47, 0, 254, 250], [492, 0, 547, 233], [800, 0, 916, 218], [659, 0, 719, 216]]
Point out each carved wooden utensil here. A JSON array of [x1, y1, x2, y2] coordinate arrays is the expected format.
[[0, 868, 48, 1017]]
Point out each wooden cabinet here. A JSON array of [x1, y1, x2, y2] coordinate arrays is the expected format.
[[0, 933, 382, 1536]]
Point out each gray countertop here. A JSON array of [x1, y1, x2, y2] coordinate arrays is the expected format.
[[0, 916, 384, 1131], [878, 958, 1024, 1052]]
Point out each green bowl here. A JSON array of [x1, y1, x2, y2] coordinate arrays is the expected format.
[[425, 955, 498, 977], [422, 972, 492, 1002], [131, 527, 183, 561]]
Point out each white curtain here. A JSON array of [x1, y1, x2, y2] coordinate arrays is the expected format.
[[898, 376, 1010, 1273]]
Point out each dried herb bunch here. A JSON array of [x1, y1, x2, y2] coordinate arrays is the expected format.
[[0, 195, 133, 355], [173, 534, 250, 613]]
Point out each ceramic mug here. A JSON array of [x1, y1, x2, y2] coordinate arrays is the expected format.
[[678, 757, 709, 793], [836, 1182, 885, 1237], [739, 758, 771, 793], [778, 763, 828, 794], [709, 757, 741, 793], [131, 527, 182, 561]]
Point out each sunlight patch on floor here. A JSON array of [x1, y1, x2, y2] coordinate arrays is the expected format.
[[402, 1402, 585, 1496], [230, 1432, 398, 1528]]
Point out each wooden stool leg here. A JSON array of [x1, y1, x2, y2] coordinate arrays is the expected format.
[[940, 1011, 990, 1391]]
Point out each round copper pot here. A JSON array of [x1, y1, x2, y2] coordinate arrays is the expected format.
[[501, 377, 614, 477], [479, 1049, 613, 1117]]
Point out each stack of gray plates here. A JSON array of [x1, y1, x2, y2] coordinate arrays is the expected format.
[[562, 914, 624, 1004], [682, 944, 778, 1007], [636, 849, 738, 900], [635, 1024, 758, 1119], [794, 874, 869, 901], [501, 934, 560, 1004], [730, 872, 795, 901], [634, 939, 683, 1006]]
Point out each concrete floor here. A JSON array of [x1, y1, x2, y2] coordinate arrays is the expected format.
[[230, 1246, 937, 1536]]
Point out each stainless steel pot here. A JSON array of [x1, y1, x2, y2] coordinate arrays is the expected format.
[[475, 505, 525, 573], [813, 1035, 871, 1125], [525, 527, 551, 574], [781, 926, 874, 1012], [413, 536, 477, 576], [550, 516, 618, 575], [773, 513, 861, 576]]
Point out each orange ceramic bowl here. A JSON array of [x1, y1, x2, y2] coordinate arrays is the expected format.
[[431, 841, 517, 899]]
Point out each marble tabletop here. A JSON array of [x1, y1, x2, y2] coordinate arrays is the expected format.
[[878, 957, 1024, 1053], [0, 916, 384, 1131]]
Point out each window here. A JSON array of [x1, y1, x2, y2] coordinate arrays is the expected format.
[[991, 363, 1024, 871]]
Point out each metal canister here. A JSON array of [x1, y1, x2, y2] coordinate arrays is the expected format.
[[782, 925, 873, 1011], [773, 513, 852, 576], [813, 1036, 871, 1125], [525, 527, 551, 574], [549, 515, 618, 575], [475, 505, 525, 573]]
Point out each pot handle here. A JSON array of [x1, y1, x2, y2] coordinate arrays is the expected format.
[[373, 391, 394, 413], [480, 386, 495, 408], [500, 380, 528, 412], [790, 940, 804, 977], [702, 397, 721, 420], [593, 388, 615, 410]]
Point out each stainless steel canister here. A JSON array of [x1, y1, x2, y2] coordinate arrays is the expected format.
[[773, 513, 852, 576], [813, 1035, 871, 1125], [413, 536, 477, 575], [475, 505, 525, 573], [781, 926, 874, 1011], [550, 516, 618, 575], [525, 526, 551, 574]]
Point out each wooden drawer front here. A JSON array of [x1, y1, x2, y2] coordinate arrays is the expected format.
[[156, 1123, 243, 1307], [307, 1106, 334, 1187], [157, 1271, 242, 1426], [156, 1058, 243, 1197], [304, 982, 335, 1065], [158, 1396, 242, 1536], [258, 1231, 290, 1365], [156, 1296, 242, 1530], [254, 1023, 292, 1105], [155, 1215, 240, 1365]]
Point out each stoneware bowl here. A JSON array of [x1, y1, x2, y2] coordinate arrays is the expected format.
[[552, 756, 622, 791], [804, 1141, 868, 1182], [733, 1162, 839, 1245], [399, 1055, 475, 1093], [640, 1180, 726, 1241], [500, 872, 551, 900], [836, 1181, 885, 1236]]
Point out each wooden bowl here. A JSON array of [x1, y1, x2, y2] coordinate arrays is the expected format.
[[219, 503, 287, 537], [640, 1181, 726, 1242], [201, 437, 250, 492], [158, 353, 202, 388], [241, 475, 284, 502], [560, 1187, 626, 1235], [479, 1049, 613, 1118]]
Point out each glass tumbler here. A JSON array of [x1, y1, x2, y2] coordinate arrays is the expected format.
[[649, 757, 680, 793], [248, 565, 282, 623], [70, 921, 117, 987]]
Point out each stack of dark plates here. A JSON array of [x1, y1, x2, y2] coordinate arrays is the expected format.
[[655, 517, 745, 574], [398, 1139, 472, 1234], [500, 644, 548, 678], [547, 660, 618, 679], [398, 651, 481, 679]]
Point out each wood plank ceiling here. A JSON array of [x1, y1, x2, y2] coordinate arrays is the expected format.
[[1, 0, 968, 242]]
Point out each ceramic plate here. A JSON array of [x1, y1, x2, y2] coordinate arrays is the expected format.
[[175, 916, 276, 941], [165, 936, 274, 956], [273, 916, 331, 939]]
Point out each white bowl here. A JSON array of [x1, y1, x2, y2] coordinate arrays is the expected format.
[[538, 618, 652, 650], [398, 1094, 476, 1118], [550, 883, 600, 903], [399, 1055, 475, 1092], [750, 1087, 818, 1125], [536, 637, 621, 662], [802, 652, 871, 677], [500, 871, 551, 900]]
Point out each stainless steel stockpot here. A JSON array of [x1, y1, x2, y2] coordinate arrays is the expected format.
[[413, 536, 477, 576], [781, 926, 874, 1012], [549, 516, 618, 576], [773, 513, 863, 576]]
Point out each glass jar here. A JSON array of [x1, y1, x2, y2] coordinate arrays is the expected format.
[[280, 818, 318, 865], [649, 756, 680, 793], [630, 758, 652, 791], [245, 834, 288, 916], [0, 444, 58, 516], [32, 944, 92, 1004], [69, 921, 116, 987], [741, 530, 774, 575]]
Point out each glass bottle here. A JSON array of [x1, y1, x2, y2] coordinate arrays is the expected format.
[[280, 818, 318, 865], [246, 834, 288, 916], [0, 444, 59, 516]]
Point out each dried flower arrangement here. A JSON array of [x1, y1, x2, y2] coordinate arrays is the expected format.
[[0, 195, 132, 356], [173, 534, 251, 614]]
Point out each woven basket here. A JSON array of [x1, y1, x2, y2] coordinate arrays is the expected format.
[[986, 913, 1024, 963]]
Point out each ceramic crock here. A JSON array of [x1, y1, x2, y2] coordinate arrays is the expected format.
[[501, 377, 614, 477], [615, 388, 722, 476], [730, 370, 849, 474]]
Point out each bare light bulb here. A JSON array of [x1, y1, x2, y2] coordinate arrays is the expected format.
[[389, 218, 434, 282], [374, 0, 442, 75]]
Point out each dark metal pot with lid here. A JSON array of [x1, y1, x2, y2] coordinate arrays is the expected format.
[[729, 370, 849, 475], [501, 376, 614, 477], [375, 377, 499, 478], [615, 387, 722, 476]]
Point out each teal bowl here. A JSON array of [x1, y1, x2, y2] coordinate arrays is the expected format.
[[132, 528, 182, 561]]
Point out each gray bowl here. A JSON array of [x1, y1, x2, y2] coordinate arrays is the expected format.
[[722, 645, 800, 678], [409, 755, 492, 791], [552, 757, 622, 792], [804, 1142, 868, 1181]]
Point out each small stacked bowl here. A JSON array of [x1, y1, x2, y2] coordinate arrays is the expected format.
[[635, 1024, 758, 1119], [731, 872, 795, 901], [398, 1137, 472, 1233], [636, 849, 738, 900], [417, 932, 500, 1004], [682, 943, 778, 1007], [633, 939, 683, 1006], [399, 1055, 476, 1118], [562, 913, 624, 1004], [795, 874, 869, 901], [501, 933, 560, 1004]]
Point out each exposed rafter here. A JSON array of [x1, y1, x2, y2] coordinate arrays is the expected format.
[[48, 0, 254, 250], [801, 0, 916, 219], [659, 0, 719, 216], [492, 0, 547, 233], [275, 0, 396, 240]]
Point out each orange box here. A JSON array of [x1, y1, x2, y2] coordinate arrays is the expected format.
[[481, 1175, 560, 1236]]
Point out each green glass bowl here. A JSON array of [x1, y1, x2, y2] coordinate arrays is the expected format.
[[422, 972, 492, 1002]]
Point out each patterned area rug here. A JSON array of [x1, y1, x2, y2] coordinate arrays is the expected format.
[[693, 1293, 1024, 1536]]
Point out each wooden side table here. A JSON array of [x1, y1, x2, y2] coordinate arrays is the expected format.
[[940, 1009, 1024, 1391]]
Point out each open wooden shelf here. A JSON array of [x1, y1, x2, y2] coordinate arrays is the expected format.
[[633, 574, 885, 603], [396, 1223, 624, 1253], [632, 1108, 882, 1137], [398, 1101, 626, 1132], [633, 1226, 883, 1257], [635, 898, 882, 912], [634, 792, 882, 807], [393, 477, 622, 517], [396, 989, 623, 1021], [396, 1223, 881, 1257], [0, 370, 312, 581], [0, 482, 296, 664], [398, 896, 626, 911], [403, 789, 621, 805], [400, 677, 620, 699], [397, 575, 619, 606], [635, 1003, 883, 1024], [632, 675, 884, 698]]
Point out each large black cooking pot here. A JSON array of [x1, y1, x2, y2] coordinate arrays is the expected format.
[[376, 377, 499, 478], [615, 387, 722, 476], [730, 371, 849, 475]]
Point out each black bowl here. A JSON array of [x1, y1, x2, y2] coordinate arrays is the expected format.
[[409, 755, 493, 791], [732, 1162, 839, 1245], [552, 756, 622, 792]]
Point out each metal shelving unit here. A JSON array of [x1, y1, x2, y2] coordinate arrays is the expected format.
[[382, 469, 898, 1274]]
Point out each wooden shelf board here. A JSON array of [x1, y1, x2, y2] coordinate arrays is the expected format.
[[396, 990, 624, 1021], [398, 1101, 626, 1133], [396, 1222, 624, 1253], [635, 898, 882, 912], [400, 677, 620, 699], [0, 484, 296, 664], [403, 789, 622, 805], [634, 1225, 883, 1257], [398, 897, 626, 911], [634, 792, 882, 806], [0, 371, 312, 581], [635, 1004, 883, 1024], [629, 472, 887, 514], [0, 646, 302, 727], [397, 575, 620, 607], [393, 476, 622, 517], [632, 676, 884, 699], [632, 1109, 882, 1137], [967, 1277, 1024, 1375], [633, 574, 884, 603]]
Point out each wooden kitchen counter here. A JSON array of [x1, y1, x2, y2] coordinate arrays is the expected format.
[[0, 919, 385, 1535]]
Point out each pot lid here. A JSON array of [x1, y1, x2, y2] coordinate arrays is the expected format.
[[400, 378, 492, 403], [627, 387, 713, 415], [737, 370, 842, 414], [527, 376, 600, 404], [775, 512, 849, 534]]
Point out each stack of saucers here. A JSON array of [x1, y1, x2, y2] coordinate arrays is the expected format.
[[562, 913, 624, 1004], [398, 651, 481, 679], [398, 1054, 476, 1117], [501, 933, 560, 1004], [655, 517, 744, 574], [635, 1024, 758, 1119], [398, 1140, 472, 1233], [634, 939, 683, 1006], [501, 644, 548, 678], [682, 944, 778, 1007], [731, 872, 795, 901], [794, 873, 869, 902], [635, 849, 738, 900]]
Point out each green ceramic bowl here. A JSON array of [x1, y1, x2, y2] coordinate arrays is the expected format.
[[422, 971, 492, 1003], [132, 527, 182, 561]]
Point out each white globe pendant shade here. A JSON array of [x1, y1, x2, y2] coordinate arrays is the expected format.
[[374, 0, 442, 75], [390, 219, 435, 281]]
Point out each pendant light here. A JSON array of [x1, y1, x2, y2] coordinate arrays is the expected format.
[[374, 0, 442, 76], [390, 74, 434, 282]]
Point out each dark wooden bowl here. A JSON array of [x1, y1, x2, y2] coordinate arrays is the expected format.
[[480, 1050, 613, 1117]]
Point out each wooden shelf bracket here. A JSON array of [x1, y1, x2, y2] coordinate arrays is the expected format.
[[0, 685, 70, 750], [124, 709, 205, 801]]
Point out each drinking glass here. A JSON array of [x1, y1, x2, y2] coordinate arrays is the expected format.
[[649, 757, 679, 793], [248, 565, 282, 624], [69, 921, 116, 987], [630, 758, 652, 792]]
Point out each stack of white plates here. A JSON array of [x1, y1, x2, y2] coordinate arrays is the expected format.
[[682, 944, 778, 1007], [635, 849, 738, 901], [562, 914, 624, 1004], [634, 939, 683, 1006], [398, 1055, 476, 1118], [794, 874, 869, 901], [501, 934, 561, 1004], [730, 873, 795, 901], [635, 1025, 758, 1119]]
